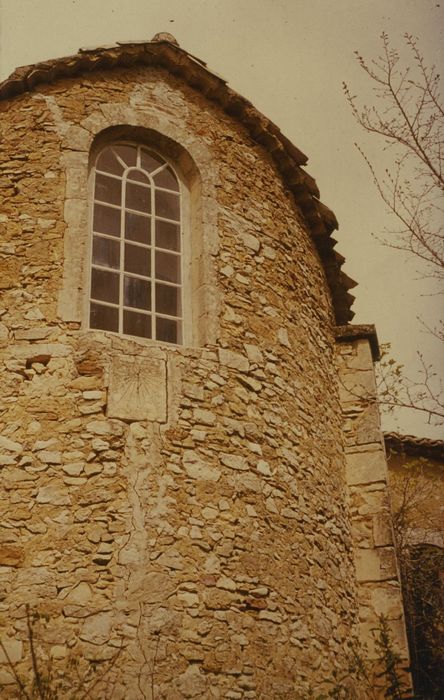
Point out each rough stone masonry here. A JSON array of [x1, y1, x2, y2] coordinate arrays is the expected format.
[[0, 37, 408, 698]]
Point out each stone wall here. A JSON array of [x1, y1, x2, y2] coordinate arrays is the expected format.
[[1, 65, 363, 697], [335, 334, 410, 670]]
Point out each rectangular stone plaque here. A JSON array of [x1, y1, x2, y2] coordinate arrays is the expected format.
[[107, 355, 167, 422]]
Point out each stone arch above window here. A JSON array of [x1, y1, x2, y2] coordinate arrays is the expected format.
[[90, 143, 183, 345]]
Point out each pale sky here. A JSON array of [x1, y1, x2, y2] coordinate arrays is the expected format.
[[0, 0, 443, 438]]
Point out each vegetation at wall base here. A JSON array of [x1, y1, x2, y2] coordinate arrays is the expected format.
[[0, 605, 123, 699], [303, 616, 415, 699]]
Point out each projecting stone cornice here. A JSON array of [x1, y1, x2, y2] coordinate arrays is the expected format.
[[335, 323, 380, 361], [0, 34, 357, 323]]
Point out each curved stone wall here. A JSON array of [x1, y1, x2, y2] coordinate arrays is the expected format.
[[0, 66, 360, 697]]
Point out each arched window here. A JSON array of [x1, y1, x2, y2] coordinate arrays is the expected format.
[[89, 143, 182, 344]]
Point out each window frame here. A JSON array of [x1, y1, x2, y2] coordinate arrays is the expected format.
[[86, 141, 189, 346]]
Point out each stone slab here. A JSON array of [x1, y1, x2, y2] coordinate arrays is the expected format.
[[107, 354, 167, 422], [345, 448, 387, 486]]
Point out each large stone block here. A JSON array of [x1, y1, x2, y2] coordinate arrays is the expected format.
[[355, 547, 397, 583], [0, 639, 23, 664], [373, 512, 394, 546], [345, 448, 387, 486], [355, 548, 381, 582], [345, 340, 373, 370], [371, 586, 404, 618], [0, 545, 24, 567], [107, 354, 167, 422], [183, 450, 221, 482], [80, 612, 113, 645], [338, 369, 376, 404]]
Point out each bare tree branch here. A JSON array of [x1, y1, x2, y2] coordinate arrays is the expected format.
[[376, 346, 444, 425], [344, 34, 444, 428], [344, 33, 444, 282]]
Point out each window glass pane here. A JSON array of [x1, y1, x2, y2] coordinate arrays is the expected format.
[[127, 169, 150, 184], [155, 283, 181, 317], [156, 317, 180, 344], [141, 150, 164, 173], [93, 204, 121, 237], [114, 144, 137, 167], [93, 236, 120, 269], [124, 276, 151, 310], [125, 212, 151, 245], [90, 303, 119, 332], [96, 148, 124, 176], [155, 251, 181, 284], [126, 182, 151, 213], [155, 220, 180, 251], [154, 166, 179, 191], [125, 243, 151, 277], [91, 268, 119, 304], [155, 190, 180, 221], [94, 173, 121, 205], [123, 310, 152, 339], [91, 143, 182, 346]]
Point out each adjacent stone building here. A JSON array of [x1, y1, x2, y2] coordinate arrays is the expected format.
[[385, 433, 444, 697], [0, 34, 409, 697]]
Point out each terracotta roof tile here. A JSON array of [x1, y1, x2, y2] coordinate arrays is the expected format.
[[385, 432, 444, 461]]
